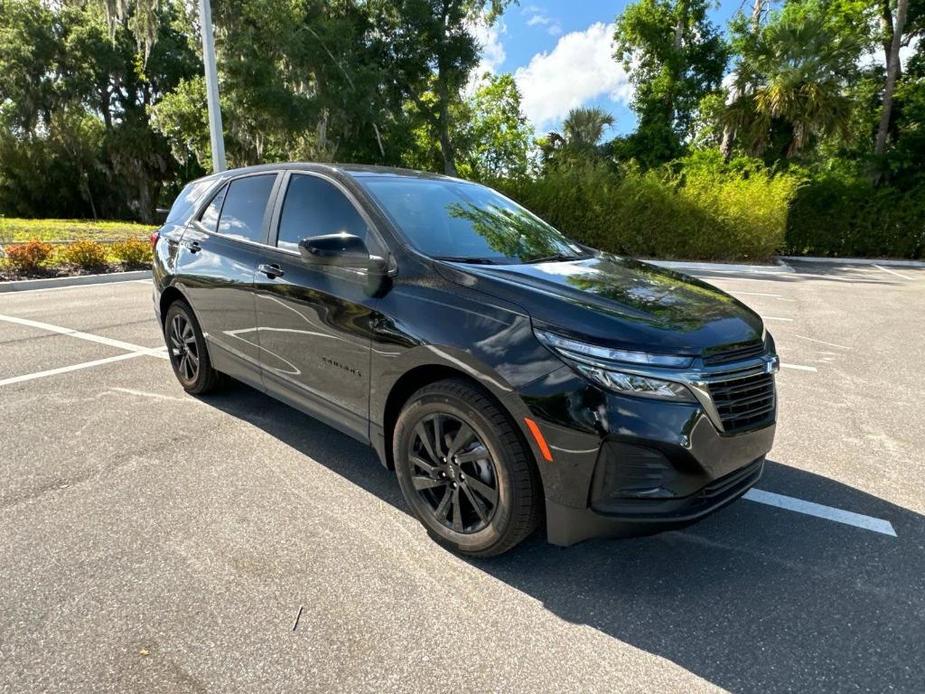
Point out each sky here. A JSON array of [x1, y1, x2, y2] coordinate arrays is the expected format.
[[470, 0, 746, 138]]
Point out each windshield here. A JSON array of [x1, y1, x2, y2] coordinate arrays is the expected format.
[[358, 176, 587, 264]]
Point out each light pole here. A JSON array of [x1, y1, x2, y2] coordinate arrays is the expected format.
[[199, 0, 226, 172]]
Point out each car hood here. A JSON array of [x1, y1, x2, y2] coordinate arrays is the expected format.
[[440, 254, 765, 357]]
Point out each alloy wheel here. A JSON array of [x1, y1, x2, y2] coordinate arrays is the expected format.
[[169, 313, 200, 383], [409, 413, 499, 533]]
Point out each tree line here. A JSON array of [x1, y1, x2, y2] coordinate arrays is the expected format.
[[0, 0, 922, 257]]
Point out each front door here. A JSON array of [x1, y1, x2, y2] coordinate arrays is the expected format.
[[253, 173, 378, 440], [177, 172, 280, 382]]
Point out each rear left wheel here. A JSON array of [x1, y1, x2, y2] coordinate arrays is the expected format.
[[164, 300, 221, 395]]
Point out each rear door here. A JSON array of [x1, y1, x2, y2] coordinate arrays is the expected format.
[[177, 172, 281, 383], [253, 172, 380, 440]]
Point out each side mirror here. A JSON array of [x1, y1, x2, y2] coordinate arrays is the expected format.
[[298, 232, 395, 296], [299, 232, 370, 266]]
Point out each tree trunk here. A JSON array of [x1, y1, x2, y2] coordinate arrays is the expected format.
[[880, 0, 896, 70], [720, 125, 735, 160], [435, 1, 458, 176], [875, 0, 909, 156], [720, 0, 763, 160], [99, 86, 112, 129], [437, 91, 458, 176], [668, 1, 686, 125]]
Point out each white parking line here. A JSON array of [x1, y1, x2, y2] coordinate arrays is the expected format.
[[872, 264, 914, 280], [794, 334, 851, 350], [780, 363, 817, 372], [745, 489, 897, 537], [730, 290, 798, 302], [0, 313, 168, 359], [0, 351, 152, 387], [763, 316, 793, 322]]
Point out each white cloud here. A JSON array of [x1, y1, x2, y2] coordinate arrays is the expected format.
[[525, 11, 562, 36], [469, 17, 506, 76], [464, 17, 507, 97], [514, 22, 632, 130]]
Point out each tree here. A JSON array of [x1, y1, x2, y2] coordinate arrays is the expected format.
[[875, 0, 910, 155], [723, 3, 861, 158], [148, 1, 415, 169], [375, 0, 512, 175], [563, 107, 615, 149], [614, 0, 728, 165], [458, 73, 534, 180], [0, 0, 199, 220], [720, 0, 766, 159]]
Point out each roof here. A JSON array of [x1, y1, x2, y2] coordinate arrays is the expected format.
[[196, 162, 461, 184]]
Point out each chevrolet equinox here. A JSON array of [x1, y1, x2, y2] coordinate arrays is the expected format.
[[153, 164, 779, 556]]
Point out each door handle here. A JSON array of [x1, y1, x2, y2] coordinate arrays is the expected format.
[[258, 263, 285, 279], [184, 240, 202, 253]]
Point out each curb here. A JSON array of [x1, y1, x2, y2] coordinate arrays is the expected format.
[[644, 259, 793, 274], [0, 270, 152, 293], [780, 256, 925, 268]]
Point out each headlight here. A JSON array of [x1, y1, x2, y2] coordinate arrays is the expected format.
[[535, 330, 693, 368], [535, 329, 696, 402], [575, 365, 696, 401]]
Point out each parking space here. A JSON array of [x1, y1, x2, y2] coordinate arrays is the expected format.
[[0, 265, 923, 692]]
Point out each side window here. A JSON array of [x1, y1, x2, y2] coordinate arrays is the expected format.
[[276, 175, 370, 252], [167, 179, 215, 225], [198, 183, 227, 232], [216, 174, 277, 243]]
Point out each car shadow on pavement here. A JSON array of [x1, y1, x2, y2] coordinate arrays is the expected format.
[[205, 381, 925, 692]]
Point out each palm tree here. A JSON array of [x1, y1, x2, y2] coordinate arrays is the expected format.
[[724, 11, 857, 158], [562, 107, 615, 148]]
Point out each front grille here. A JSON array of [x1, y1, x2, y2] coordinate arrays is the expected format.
[[703, 340, 765, 366], [708, 370, 775, 433]]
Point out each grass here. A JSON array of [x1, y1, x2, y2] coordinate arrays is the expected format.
[[0, 217, 155, 244]]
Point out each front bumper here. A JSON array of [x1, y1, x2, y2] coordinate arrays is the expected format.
[[517, 366, 776, 546]]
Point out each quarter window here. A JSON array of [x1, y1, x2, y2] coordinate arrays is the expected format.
[[216, 174, 276, 243], [277, 175, 369, 252], [198, 184, 227, 232]]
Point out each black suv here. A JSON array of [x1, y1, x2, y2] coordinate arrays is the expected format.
[[153, 163, 779, 556]]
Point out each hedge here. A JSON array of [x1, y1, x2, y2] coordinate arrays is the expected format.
[[786, 175, 925, 259], [498, 156, 799, 262]]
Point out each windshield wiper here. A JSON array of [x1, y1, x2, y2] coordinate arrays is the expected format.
[[434, 256, 502, 265], [524, 253, 585, 264]]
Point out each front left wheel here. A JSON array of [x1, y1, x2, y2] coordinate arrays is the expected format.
[[164, 300, 221, 395], [393, 379, 542, 557]]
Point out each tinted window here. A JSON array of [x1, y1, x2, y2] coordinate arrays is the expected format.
[[277, 175, 369, 252], [359, 177, 584, 264], [167, 179, 215, 224], [217, 174, 276, 243], [199, 184, 227, 232]]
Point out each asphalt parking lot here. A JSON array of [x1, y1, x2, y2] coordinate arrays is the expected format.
[[1, 260, 924, 693]]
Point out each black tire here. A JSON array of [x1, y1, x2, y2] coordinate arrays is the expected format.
[[393, 378, 541, 557], [164, 300, 221, 395]]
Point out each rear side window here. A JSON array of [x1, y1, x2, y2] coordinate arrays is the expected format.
[[166, 179, 215, 224], [216, 174, 276, 243], [199, 184, 227, 232], [276, 175, 369, 252]]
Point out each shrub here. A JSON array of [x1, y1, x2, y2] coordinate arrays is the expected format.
[[112, 238, 153, 268], [60, 239, 109, 271], [498, 152, 799, 261], [787, 174, 925, 258], [4, 240, 54, 274]]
